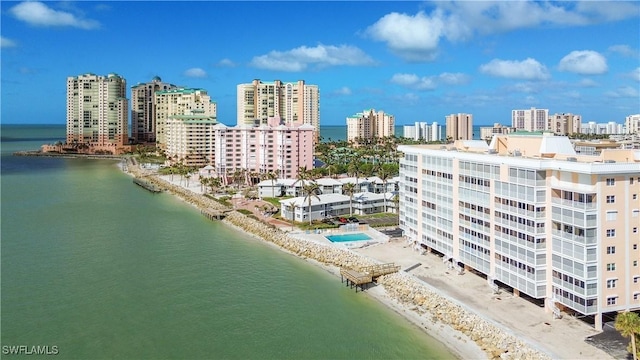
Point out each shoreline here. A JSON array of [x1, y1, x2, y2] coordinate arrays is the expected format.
[[122, 160, 552, 360]]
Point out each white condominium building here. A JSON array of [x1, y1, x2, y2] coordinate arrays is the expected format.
[[131, 76, 177, 143], [445, 113, 473, 141], [512, 108, 549, 132], [403, 122, 443, 142], [346, 109, 395, 144], [398, 133, 640, 330], [165, 114, 218, 166], [626, 114, 640, 135], [236, 79, 320, 137], [66, 73, 128, 149], [155, 88, 217, 147], [480, 123, 516, 140]]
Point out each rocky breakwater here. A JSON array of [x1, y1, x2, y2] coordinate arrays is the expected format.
[[377, 273, 552, 360], [222, 211, 377, 270]]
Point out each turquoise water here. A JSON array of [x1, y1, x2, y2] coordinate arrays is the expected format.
[[326, 233, 372, 242], [1, 124, 456, 359]]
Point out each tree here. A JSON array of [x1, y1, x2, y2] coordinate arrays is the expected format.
[[301, 181, 321, 225], [348, 160, 363, 194], [615, 311, 640, 360], [343, 182, 356, 217], [266, 171, 279, 198], [377, 167, 393, 213]]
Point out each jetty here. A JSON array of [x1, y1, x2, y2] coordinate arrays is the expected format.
[[340, 263, 401, 292], [201, 209, 230, 221], [133, 178, 162, 193]]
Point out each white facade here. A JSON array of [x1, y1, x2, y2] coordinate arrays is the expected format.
[[512, 108, 549, 132], [398, 134, 640, 330], [280, 191, 397, 223], [403, 122, 443, 141], [346, 109, 395, 143], [626, 114, 640, 135], [581, 121, 625, 135]]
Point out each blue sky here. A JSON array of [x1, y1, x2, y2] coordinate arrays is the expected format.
[[1, 1, 639, 126]]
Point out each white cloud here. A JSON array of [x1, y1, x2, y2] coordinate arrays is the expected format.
[[9, 1, 99, 29], [333, 87, 352, 96], [479, 58, 550, 80], [183, 68, 207, 78], [558, 50, 608, 75], [608, 44, 638, 58], [1, 36, 17, 48], [366, 2, 640, 62], [365, 11, 444, 62], [390, 72, 468, 91], [250, 44, 374, 72], [605, 86, 639, 98], [216, 59, 236, 67], [579, 78, 599, 87], [629, 67, 640, 82]]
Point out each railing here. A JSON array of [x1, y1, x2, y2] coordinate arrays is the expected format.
[[551, 197, 597, 210]]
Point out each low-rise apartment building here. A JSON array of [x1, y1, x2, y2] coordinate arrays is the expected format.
[[398, 133, 640, 330]]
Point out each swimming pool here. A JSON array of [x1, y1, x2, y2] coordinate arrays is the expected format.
[[325, 233, 372, 243]]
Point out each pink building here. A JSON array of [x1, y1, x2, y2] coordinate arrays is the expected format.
[[166, 122, 314, 181]]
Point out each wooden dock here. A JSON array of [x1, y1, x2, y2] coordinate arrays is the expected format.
[[340, 263, 400, 292]]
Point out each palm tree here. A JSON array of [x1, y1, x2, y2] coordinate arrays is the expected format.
[[377, 167, 392, 213], [208, 177, 221, 195], [292, 166, 312, 196], [348, 160, 362, 193], [616, 311, 640, 360], [301, 181, 321, 225], [343, 182, 356, 217], [266, 171, 279, 198]]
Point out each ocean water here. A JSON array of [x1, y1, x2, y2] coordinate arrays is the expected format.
[[0, 124, 455, 359]]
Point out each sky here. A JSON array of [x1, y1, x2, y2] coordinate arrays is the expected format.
[[1, 1, 639, 126]]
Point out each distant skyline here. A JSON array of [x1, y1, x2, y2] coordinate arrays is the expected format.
[[1, 1, 639, 126]]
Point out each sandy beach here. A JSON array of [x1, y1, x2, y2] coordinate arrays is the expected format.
[[124, 163, 613, 360]]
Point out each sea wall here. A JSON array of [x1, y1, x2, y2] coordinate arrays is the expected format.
[[130, 164, 551, 360]]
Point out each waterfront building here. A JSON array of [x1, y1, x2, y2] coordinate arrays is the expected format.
[[236, 79, 320, 140], [155, 88, 217, 148], [445, 113, 473, 141], [346, 109, 395, 144], [480, 123, 516, 140], [131, 76, 177, 143], [165, 114, 218, 167], [211, 124, 314, 183], [403, 122, 443, 142], [66, 73, 129, 152], [626, 114, 640, 135], [398, 133, 640, 330], [280, 191, 397, 223], [258, 176, 400, 198], [548, 113, 582, 135], [581, 121, 625, 135], [512, 108, 549, 132]]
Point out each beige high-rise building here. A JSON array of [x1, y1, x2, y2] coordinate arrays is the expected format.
[[66, 73, 128, 150], [512, 107, 549, 132], [480, 123, 516, 140], [131, 76, 177, 143], [154, 88, 217, 148], [399, 133, 640, 330], [346, 109, 395, 144], [236, 79, 320, 138], [445, 113, 473, 141], [549, 113, 582, 135]]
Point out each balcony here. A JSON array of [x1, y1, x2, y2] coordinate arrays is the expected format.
[[551, 197, 597, 211]]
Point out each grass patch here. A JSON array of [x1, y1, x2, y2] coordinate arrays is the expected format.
[[262, 197, 290, 208], [204, 194, 232, 207], [237, 209, 253, 216]]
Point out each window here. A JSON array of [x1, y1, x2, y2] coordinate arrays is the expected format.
[[607, 229, 616, 238], [634, 194, 638, 200], [607, 178, 615, 186], [632, 178, 636, 185], [607, 211, 618, 221], [634, 227, 638, 234], [634, 244, 638, 250], [634, 210, 639, 218], [607, 195, 616, 203], [607, 279, 618, 288], [635, 276, 639, 284], [607, 246, 616, 254], [635, 261, 638, 267], [608, 296, 618, 305], [635, 293, 640, 300], [607, 263, 616, 271]]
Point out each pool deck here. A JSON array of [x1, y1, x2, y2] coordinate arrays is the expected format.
[[288, 226, 390, 249]]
